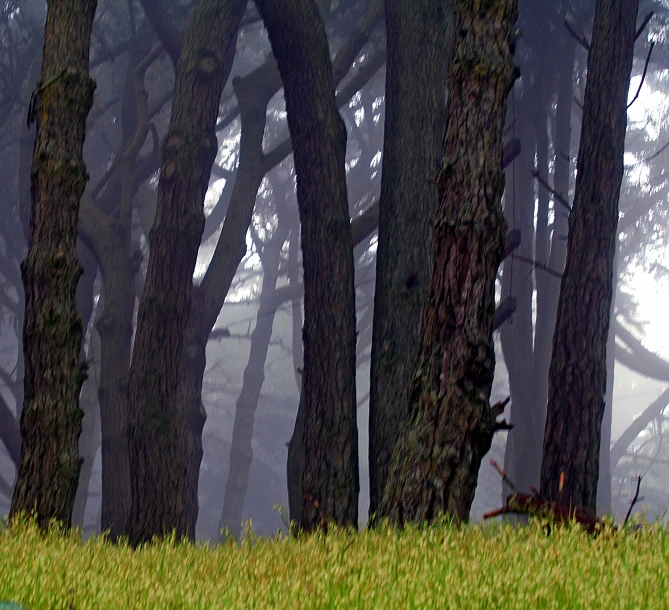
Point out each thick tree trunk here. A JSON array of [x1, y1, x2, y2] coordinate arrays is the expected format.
[[177, 3, 381, 537], [378, 0, 517, 526], [255, 0, 359, 532], [367, 0, 452, 519], [540, 0, 638, 511], [126, 0, 246, 546], [10, 0, 97, 531]]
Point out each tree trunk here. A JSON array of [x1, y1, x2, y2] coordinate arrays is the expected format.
[[367, 0, 453, 519], [540, 0, 638, 511], [255, 0, 359, 532], [125, 0, 246, 546], [506, 34, 575, 497], [378, 0, 518, 526], [10, 0, 97, 531], [219, 203, 291, 539]]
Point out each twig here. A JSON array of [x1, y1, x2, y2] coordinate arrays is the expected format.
[[628, 42, 654, 109], [533, 169, 572, 212], [490, 460, 518, 494], [636, 11, 653, 40], [564, 19, 590, 50], [623, 475, 642, 527]]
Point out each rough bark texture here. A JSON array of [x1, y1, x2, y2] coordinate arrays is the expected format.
[[367, 0, 453, 518], [10, 0, 97, 531], [177, 3, 381, 537], [125, 0, 246, 546], [255, 0, 359, 532], [377, 0, 518, 526], [540, 0, 638, 511]]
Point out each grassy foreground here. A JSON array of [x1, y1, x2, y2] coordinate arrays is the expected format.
[[0, 515, 667, 609]]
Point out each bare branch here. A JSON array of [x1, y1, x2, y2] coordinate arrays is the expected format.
[[564, 19, 590, 50], [627, 42, 654, 109]]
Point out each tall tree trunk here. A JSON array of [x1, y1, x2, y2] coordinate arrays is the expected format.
[[597, 251, 617, 514], [255, 0, 359, 532], [177, 0, 382, 537], [540, 0, 638, 511], [219, 200, 291, 539], [10, 0, 97, 531], [95, 42, 154, 541], [126, 0, 246, 546], [378, 0, 517, 526], [367, 0, 453, 519]]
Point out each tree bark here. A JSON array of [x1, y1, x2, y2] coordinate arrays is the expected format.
[[255, 0, 359, 532], [378, 0, 518, 526], [540, 0, 638, 511], [177, 3, 382, 537], [125, 0, 246, 546], [367, 0, 453, 519], [10, 0, 97, 531]]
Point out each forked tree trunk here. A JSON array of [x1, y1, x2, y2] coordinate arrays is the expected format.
[[540, 0, 638, 511], [255, 0, 359, 533], [125, 0, 246, 546], [377, 0, 518, 526], [10, 0, 97, 531]]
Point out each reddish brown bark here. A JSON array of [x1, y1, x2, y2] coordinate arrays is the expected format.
[[378, 0, 518, 526]]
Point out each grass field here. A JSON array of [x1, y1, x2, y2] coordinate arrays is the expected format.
[[0, 515, 667, 609]]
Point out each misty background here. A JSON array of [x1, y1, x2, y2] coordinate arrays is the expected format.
[[0, 0, 667, 541]]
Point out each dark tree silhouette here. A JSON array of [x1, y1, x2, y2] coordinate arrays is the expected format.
[[125, 0, 247, 546], [255, 0, 359, 532], [540, 0, 639, 511], [368, 0, 453, 518]]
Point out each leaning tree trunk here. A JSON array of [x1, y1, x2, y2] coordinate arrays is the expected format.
[[10, 0, 97, 531], [367, 0, 453, 519], [540, 0, 638, 511], [255, 0, 359, 533], [377, 0, 518, 526], [125, 0, 246, 546]]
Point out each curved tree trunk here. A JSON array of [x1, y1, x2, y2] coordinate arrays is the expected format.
[[367, 0, 453, 519], [255, 0, 358, 532], [126, 0, 246, 546], [378, 0, 518, 526], [10, 0, 97, 531], [540, 0, 638, 511]]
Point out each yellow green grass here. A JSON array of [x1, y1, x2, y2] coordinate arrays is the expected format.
[[0, 515, 667, 609]]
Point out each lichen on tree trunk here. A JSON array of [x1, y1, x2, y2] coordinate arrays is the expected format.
[[10, 0, 97, 531], [377, 0, 518, 526]]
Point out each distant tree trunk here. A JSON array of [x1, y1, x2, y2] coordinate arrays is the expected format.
[[367, 0, 453, 519], [10, 0, 97, 531], [219, 201, 290, 539], [540, 0, 638, 511], [377, 0, 518, 526], [255, 0, 359, 532], [504, 35, 575, 498], [125, 0, 246, 546]]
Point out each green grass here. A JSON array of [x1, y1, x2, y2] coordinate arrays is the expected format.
[[0, 515, 667, 609]]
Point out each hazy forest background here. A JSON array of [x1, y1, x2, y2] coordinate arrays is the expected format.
[[0, 0, 667, 542]]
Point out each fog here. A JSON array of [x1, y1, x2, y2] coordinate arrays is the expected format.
[[0, 0, 667, 541]]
